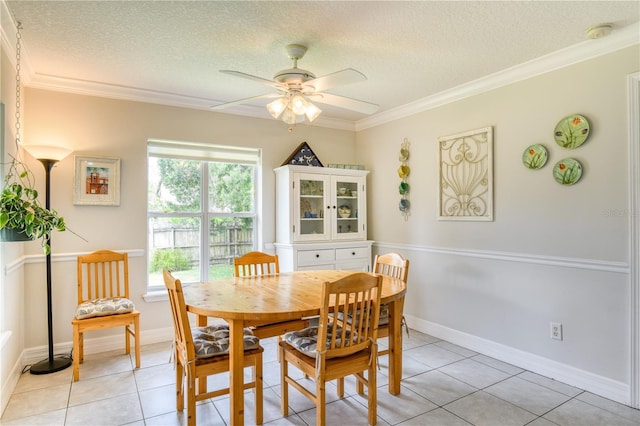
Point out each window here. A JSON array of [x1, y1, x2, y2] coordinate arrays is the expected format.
[[147, 139, 261, 289]]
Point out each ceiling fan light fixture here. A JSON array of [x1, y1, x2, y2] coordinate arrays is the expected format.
[[281, 106, 299, 125], [267, 97, 288, 118], [305, 102, 322, 122], [290, 93, 308, 115]]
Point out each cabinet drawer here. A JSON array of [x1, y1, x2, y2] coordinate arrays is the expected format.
[[298, 249, 335, 265], [336, 260, 370, 272], [336, 247, 369, 260], [298, 264, 335, 271]]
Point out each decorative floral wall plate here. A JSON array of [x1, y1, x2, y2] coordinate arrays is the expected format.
[[399, 182, 409, 194], [522, 144, 548, 169], [397, 165, 410, 178], [554, 114, 590, 149], [553, 158, 583, 185]]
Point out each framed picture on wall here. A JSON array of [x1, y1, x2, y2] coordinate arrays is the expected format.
[[437, 126, 493, 221], [73, 155, 121, 206]]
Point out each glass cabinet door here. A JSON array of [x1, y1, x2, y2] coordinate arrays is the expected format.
[[295, 174, 329, 241], [333, 176, 364, 240]]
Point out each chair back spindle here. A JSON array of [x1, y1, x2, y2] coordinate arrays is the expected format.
[[321, 275, 381, 359], [77, 250, 130, 303], [234, 251, 279, 277]]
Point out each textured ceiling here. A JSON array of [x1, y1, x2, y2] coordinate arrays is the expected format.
[[3, 1, 640, 128]]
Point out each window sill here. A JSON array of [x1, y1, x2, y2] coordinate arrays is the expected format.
[[142, 289, 168, 303]]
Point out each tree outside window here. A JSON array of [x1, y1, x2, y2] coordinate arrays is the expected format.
[[147, 145, 258, 288]]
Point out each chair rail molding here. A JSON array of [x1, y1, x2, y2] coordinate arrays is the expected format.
[[373, 242, 629, 274], [3, 249, 145, 276]]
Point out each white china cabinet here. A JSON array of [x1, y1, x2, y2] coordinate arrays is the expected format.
[[274, 165, 373, 272]]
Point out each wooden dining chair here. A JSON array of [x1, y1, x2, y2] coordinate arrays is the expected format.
[[71, 250, 140, 381], [234, 251, 310, 338], [163, 270, 264, 426], [234, 251, 279, 277], [373, 252, 410, 357], [279, 272, 383, 426]]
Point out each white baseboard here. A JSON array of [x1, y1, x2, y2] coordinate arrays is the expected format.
[[21, 327, 174, 365], [406, 314, 630, 406], [1, 357, 22, 416], [2, 326, 173, 416]]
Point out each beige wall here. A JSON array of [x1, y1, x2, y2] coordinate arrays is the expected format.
[[0, 85, 356, 408], [356, 46, 638, 401], [2, 42, 639, 409], [1, 45, 27, 410]]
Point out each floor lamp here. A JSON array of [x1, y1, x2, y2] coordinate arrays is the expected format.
[[22, 145, 73, 375]]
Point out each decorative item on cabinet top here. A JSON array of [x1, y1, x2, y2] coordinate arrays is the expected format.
[[281, 141, 323, 167], [328, 164, 365, 170]]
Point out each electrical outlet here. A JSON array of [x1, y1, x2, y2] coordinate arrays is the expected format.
[[550, 322, 563, 340]]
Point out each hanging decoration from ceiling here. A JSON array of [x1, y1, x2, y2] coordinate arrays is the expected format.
[[398, 138, 410, 221]]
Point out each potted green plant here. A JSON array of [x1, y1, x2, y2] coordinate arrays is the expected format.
[[0, 155, 65, 254]]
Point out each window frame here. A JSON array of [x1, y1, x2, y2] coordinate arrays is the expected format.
[[146, 139, 261, 293]]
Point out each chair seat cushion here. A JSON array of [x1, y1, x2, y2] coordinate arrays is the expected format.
[[333, 303, 390, 326], [75, 297, 135, 320], [379, 303, 389, 325], [283, 325, 354, 358], [192, 324, 260, 358]]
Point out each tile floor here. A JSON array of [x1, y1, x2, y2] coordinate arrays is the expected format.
[[2, 330, 639, 425]]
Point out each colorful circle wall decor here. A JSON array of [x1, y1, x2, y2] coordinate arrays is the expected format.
[[554, 114, 590, 149], [522, 144, 548, 170], [398, 138, 410, 220], [553, 158, 583, 185], [522, 113, 591, 186]]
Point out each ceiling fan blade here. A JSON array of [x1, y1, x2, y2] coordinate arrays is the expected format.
[[220, 70, 285, 90], [303, 68, 367, 92], [311, 92, 379, 115], [211, 93, 282, 110]]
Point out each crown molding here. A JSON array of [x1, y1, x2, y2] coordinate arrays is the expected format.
[[1, 0, 34, 78], [2, 0, 637, 133], [356, 22, 640, 131]]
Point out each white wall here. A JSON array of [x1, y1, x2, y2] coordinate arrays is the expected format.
[[356, 46, 638, 404]]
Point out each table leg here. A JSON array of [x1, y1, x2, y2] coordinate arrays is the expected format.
[[229, 319, 245, 425], [387, 296, 405, 394], [196, 314, 208, 394]]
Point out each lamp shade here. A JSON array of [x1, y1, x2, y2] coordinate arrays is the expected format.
[[304, 102, 322, 122], [22, 145, 72, 162], [290, 94, 307, 115], [267, 98, 288, 119]]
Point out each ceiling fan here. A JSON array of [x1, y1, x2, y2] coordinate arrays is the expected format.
[[211, 44, 379, 124]]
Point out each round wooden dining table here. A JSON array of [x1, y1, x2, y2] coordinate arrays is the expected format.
[[182, 270, 407, 426]]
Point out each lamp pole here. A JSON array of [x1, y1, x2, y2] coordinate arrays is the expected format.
[[29, 157, 72, 375]]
